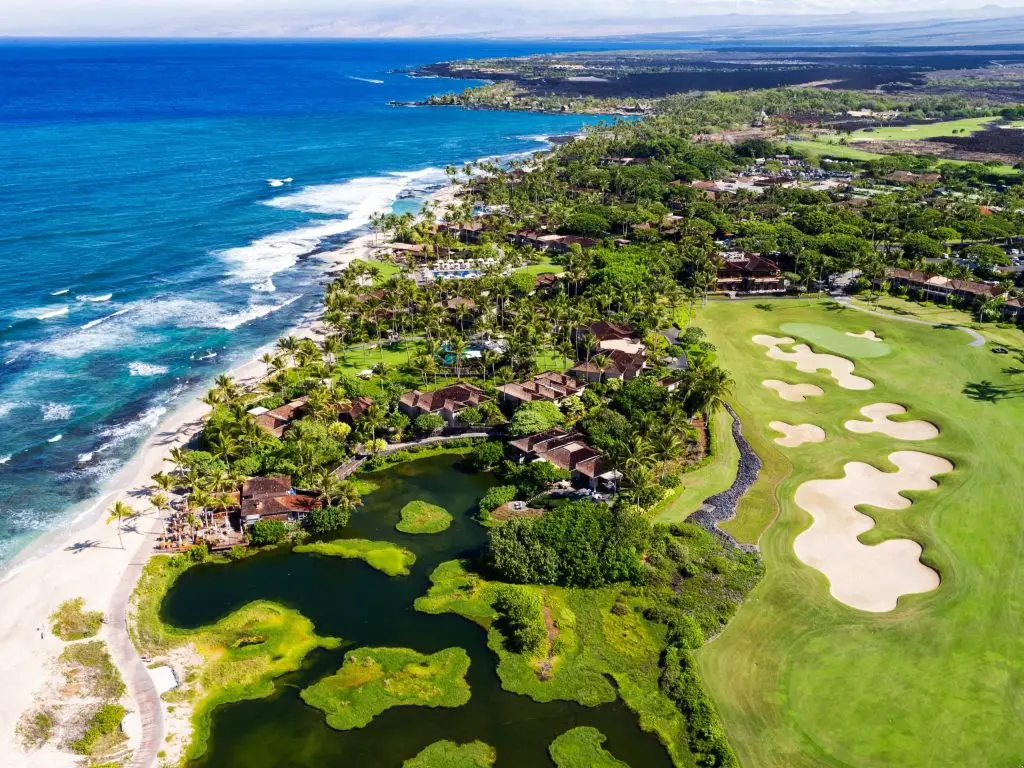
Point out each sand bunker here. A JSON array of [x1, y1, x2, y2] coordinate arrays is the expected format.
[[769, 421, 826, 447], [847, 330, 882, 342], [793, 451, 952, 612], [763, 379, 824, 402], [753, 335, 874, 390], [845, 403, 939, 441]]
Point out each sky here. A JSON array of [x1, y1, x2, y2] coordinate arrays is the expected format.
[[4, 0, 1024, 38]]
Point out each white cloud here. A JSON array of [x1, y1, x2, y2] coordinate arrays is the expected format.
[[3, 0, 1023, 37]]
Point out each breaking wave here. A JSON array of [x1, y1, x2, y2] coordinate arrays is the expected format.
[[41, 402, 73, 421], [77, 293, 112, 303], [47, 434, 62, 443], [128, 361, 169, 377], [81, 308, 131, 331]]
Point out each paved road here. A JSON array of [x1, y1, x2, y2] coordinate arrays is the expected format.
[[836, 296, 986, 348], [105, 514, 165, 768]]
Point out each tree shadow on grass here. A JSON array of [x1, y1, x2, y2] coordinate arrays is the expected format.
[[962, 380, 1024, 403], [753, 303, 774, 311]]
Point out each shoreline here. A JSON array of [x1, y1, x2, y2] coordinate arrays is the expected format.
[[0, 175, 467, 767]]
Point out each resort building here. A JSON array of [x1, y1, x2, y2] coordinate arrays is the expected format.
[[571, 349, 646, 383], [398, 382, 490, 426], [240, 475, 320, 525], [579, 321, 645, 354], [249, 397, 308, 439], [496, 371, 585, 408], [337, 395, 374, 426], [886, 268, 1004, 303], [507, 427, 620, 490], [715, 252, 785, 293]]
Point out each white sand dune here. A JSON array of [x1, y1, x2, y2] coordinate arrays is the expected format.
[[845, 403, 939, 441], [847, 330, 883, 342], [770, 421, 826, 447], [753, 334, 874, 390], [763, 379, 824, 402], [793, 451, 952, 612]]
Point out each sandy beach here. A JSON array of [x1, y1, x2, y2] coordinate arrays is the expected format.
[[0, 177, 466, 767]]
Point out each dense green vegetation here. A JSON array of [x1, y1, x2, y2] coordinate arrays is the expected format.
[[403, 740, 497, 768], [300, 646, 472, 731], [49, 597, 104, 641], [293, 539, 416, 576], [396, 500, 453, 534], [549, 727, 631, 768]]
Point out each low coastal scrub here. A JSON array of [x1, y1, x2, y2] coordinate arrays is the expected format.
[[301, 646, 471, 731], [59, 640, 126, 701], [129, 556, 340, 761], [493, 587, 544, 653], [50, 597, 104, 641], [396, 500, 453, 534], [549, 727, 630, 768], [69, 703, 127, 756], [294, 538, 416, 576], [361, 439, 481, 473], [403, 740, 496, 768]]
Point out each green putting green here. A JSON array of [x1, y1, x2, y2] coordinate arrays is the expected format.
[[696, 298, 1024, 768], [779, 322, 892, 358]]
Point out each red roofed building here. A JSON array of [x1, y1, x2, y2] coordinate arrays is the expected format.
[[241, 475, 320, 524], [496, 371, 585, 408], [716, 252, 785, 293], [399, 382, 490, 426], [250, 397, 308, 439], [571, 349, 646, 383], [507, 428, 619, 490]]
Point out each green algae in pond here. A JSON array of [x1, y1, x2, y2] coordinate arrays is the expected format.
[[397, 500, 453, 534], [403, 739, 496, 767], [294, 539, 416, 576]]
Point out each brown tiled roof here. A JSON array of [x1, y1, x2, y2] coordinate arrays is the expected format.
[[718, 253, 781, 277], [507, 428, 608, 479], [242, 493, 320, 520], [337, 396, 373, 422], [572, 349, 646, 378], [497, 372, 583, 404], [535, 272, 560, 288], [587, 321, 637, 342], [242, 475, 292, 500], [400, 383, 489, 413]]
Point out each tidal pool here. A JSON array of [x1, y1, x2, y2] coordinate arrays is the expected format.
[[162, 455, 674, 767]]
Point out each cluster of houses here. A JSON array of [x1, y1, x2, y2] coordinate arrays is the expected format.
[[885, 268, 1023, 319]]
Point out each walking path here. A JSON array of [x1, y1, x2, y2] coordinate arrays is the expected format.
[[836, 296, 986, 347], [104, 512, 166, 768]]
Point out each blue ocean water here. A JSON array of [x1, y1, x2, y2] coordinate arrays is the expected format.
[[0, 40, 612, 566]]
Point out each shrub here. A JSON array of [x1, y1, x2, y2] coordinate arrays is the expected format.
[[659, 647, 737, 767], [508, 460, 571, 498], [508, 400, 564, 437], [50, 597, 103, 641], [187, 542, 210, 564], [306, 506, 352, 535], [248, 519, 288, 546], [458, 406, 483, 426], [69, 703, 126, 756], [493, 587, 545, 654], [467, 441, 505, 471], [414, 412, 445, 436], [479, 485, 517, 513]]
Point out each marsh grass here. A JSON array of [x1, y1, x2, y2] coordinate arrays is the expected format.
[[301, 647, 471, 731], [396, 500, 453, 534], [402, 739, 496, 768], [293, 539, 416, 576], [549, 727, 631, 768], [129, 556, 340, 761]]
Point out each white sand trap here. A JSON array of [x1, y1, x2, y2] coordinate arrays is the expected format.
[[793, 451, 952, 612], [847, 330, 883, 342], [769, 421, 826, 447], [763, 379, 824, 402], [753, 334, 874, 390], [845, 403, 939, 441]]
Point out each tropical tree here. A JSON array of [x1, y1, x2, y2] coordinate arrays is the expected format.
[[106, 500, 135, 549]]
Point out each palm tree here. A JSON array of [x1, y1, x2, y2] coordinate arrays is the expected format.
[[165, 446, 189, 476], [106, 500, 135, 549], [260, 353, 278, 379], [651, 432, 683, 481], [151, 471, 175, 493], [150, 491, 171, 517], [208, 432, 238, 469]]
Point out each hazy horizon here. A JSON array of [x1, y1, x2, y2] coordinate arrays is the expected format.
[[6, 1, 1024, 39]]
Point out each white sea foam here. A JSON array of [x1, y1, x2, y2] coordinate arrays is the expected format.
[[347, 75, 384, 84], [132, 295, 301, 332], [192, 351, 218, 361], [47, 434, 62, 443], [253, 278, 276, 293], [267, 177, 293, 187], [35, 306, 69, 320], [128, 362, 169, 377], [41, 402, 73, 421], [0, 455, 10, 465], [80, 308, 130, 330], [96, 405, 168, 451], [222, 168, 443, 286], [77, 293, 112, 303], [0, 402, 22, 419], [77, 452, 93, 464], [50, 289, 70, 296]]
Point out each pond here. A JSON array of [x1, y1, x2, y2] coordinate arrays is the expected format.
[[162, 454, 675, 768]]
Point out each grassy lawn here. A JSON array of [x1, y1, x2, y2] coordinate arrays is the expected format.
[[847, 116, 1000, 142], [695, 298, 1024, 768], [403, 740, 496, 768], [397, 500, 453, 534], [294, 539, 416, 576], [300, 646, 471, 731], [129, 557, 341, 761], [652, 407, 740, 524], [549, 727, 631, 767], [848, 294, 1024, 349], [789, 138, 1019, 174], [515, 257, 562, 276]]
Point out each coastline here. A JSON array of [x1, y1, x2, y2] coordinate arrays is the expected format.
[[0, 177, 466, 767]]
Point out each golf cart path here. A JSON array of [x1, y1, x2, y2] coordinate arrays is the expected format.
[[836, 297, 985, 348]]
